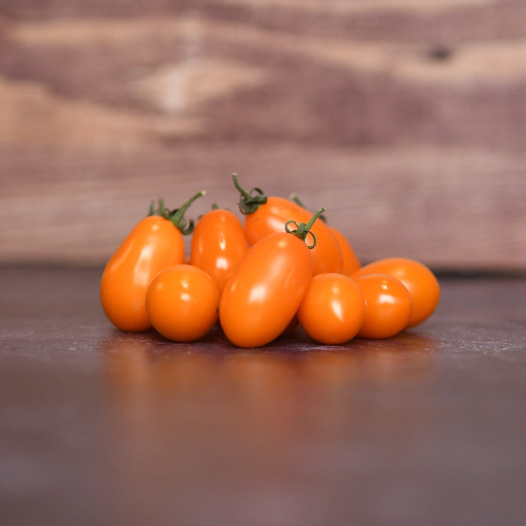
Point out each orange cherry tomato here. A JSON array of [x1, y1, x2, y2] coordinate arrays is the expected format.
[[329, 227, 361, 275], [146, 264, 220, 342], [190, 208, 249, 293], [100, 192, 204, 332], [289, 195, 360, 276], [233, 175, 342, 275], [355, 274, 412, 339], [352, 257, 440, 328], [220, 210, 324, 348], [298, 273, 365, 345]]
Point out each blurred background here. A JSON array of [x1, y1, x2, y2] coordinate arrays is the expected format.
[[1, 0, 525, 272]]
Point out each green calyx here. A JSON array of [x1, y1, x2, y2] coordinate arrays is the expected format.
[[232, 173, 268, 215], [285, 207, 326, 249], [289, 193, 327, 223], [148, 199, 167, 217], [148, 190, 206, 235]]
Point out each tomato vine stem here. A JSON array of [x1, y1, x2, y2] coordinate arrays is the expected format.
[[232, 173, 268, 215], [148, 191, 205, 235], [285, 207, 326, 249], [168, 190, 206, 235], [148, 198, 167, 217], [289, 193, 328, 223]]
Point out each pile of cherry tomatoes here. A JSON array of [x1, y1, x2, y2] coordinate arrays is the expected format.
[[100, 175, 440, 347]]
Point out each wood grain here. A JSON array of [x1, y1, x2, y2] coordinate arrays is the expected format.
[[1, 1, 525, 270], [2, 268, 526, 524]]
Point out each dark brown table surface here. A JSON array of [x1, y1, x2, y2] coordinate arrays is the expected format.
[[1, 267, 526, 525]]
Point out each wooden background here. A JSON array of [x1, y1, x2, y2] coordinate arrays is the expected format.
[[1, 0, 525, 271]]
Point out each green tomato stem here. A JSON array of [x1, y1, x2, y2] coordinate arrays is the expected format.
[[289, 193, 327, 223], [148, 198, 167, 217], [232, 173, 268, 215], [148, 200, 155, 216], [285, 207, 326, 249], [166, 190, 206, 235]]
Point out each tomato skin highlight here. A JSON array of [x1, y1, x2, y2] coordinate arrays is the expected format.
[[298, 273, 365, 345], [146, 264, 220, 342], [329, 227, 361, 276], [190, 209, 249, 294], [100, 216, 185, 332], [244, 197, 342, 276], [219, 232, 313, 348], [355, 274, 412, 339], [352, 257, 440, 328]]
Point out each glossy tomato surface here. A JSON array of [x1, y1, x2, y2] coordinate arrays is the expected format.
[[190, 209, 249, 293], [355, 273, 412, 339], [100, 216, 185, 332], [330, 227, 361, 276], [352, 257, 440, 328], [146, 264, 220, 342], [219, 232, 313, 348], [244, 197, 342, 276], [298, 273, 365, 345]]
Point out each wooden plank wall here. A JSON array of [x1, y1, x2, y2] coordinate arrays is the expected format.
[[1, 0, 525, 271]]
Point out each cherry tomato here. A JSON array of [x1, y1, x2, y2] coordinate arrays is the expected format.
[[100, 192, 204, 332], [289, 195, 360, 276], [354, 274, 412, 339], [329, 227, 361, 276], [233, 175, 342, 275], [352, 257, 440, 328], [190, 208, 249, 293], [146, 264, 220, 342], [220, 210, 324, 348], [298, 273, 365, 345]]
